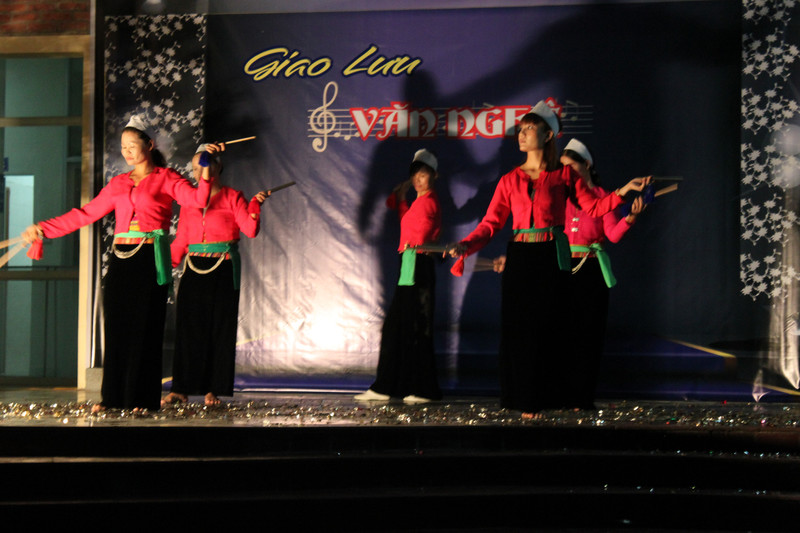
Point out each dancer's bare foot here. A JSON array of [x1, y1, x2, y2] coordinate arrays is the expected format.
[[161, 392, 188, 407], [90, 403, 106, 415], [204, 393, 221, 406]]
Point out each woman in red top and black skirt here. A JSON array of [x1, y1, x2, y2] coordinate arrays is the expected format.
[[164, 143, 268, 407], [447, 101, 650, 417], [21, 116, 211, 412], [355, 149, 442, 404], [561, 138, 646, 409]]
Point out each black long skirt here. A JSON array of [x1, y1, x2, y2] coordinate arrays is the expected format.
[[102, 244, 168, 410], [172, 258, 239, 396], [500, 241, 574, 412], [371, 253, 441, 400], [569, 257, 609, 409]]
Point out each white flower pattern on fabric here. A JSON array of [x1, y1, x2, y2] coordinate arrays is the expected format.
[[102, 14, 207, 282], [741, 0, 800, 302]]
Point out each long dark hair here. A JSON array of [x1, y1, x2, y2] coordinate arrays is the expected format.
[[519, 112, 560, 171], [123, 126, 167, 168]]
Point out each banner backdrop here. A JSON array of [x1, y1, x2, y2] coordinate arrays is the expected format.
[[102, 2, 745, 394], [193, 2, 744, 391]]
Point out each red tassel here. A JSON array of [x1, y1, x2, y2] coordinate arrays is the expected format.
[[27, 239, 43, 261], [450, 256, 465, 277]]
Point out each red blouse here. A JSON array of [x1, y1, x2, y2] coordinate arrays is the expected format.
[[459, 165, 623, 256], [387, 190, 441, 252], [170, 186, 262, 266], [565, 184, 632, 246], [39, 167, 211, 239]]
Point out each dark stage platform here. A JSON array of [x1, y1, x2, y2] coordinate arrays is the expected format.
[[1, 390, 799, 531]]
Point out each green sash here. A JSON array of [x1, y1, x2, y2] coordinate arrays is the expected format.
[[115, 229, 170, 286], [570, 243, 617, 288], [513, 226, 570, 272], [397, 248, 418, 286], [187, 241, 241, 289]]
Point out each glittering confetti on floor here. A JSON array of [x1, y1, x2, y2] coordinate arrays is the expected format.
[[1, 390, 799, 430]]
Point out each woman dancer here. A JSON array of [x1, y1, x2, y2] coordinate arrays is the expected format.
[[164, 143, 268, 407], [561, 138, 646, 409], [20, 116, 211, 412], [355, 149, 442, 404], [447, 101, 650, 417]]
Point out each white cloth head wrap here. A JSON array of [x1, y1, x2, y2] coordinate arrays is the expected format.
[[564, 138, 593, 165], [412, 148, 438, 171], [529, 100, 560, 136]]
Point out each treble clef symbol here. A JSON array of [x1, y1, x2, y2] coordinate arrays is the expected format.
[[310, 81, 338, 153]]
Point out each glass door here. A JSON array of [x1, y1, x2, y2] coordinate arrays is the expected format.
[[0, 44, 90, 385]]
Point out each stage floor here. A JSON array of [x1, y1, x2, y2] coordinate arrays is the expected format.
[[2, 388, 799, 530], [1, 387, 800, 433]]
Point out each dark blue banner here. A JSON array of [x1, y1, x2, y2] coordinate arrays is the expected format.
[[197, 3, 742, 393], [103, 2, 745, 395]]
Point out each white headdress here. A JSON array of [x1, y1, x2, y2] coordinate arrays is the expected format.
[[529, 99, 561, 136], [412, 148, 438, 172], [564, 138, 593, 165]]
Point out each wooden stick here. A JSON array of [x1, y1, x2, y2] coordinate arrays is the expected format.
[[223, 136, 256, 145], [652, 176, 683, 181], [414, 244, 448, 254], [473, 257, 496, 272], [266, 181, 296, 195], [654, 183, 678, 197], [0, 241, 27, 269], [0, 236, 23, 250]]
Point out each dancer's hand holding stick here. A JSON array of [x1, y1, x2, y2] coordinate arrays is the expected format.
[[249, 189, 270, 219], [443, 242, 469, 276], [445, 242, 467, 258], [20, 225, 43, 244], [615, 175, 653, 198], [247, 182, 295, 219]]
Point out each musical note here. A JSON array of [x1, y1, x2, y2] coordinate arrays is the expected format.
[[561, 100, 593, 135], [562, 100, 578, 122], [309, 81, 339, 152]]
